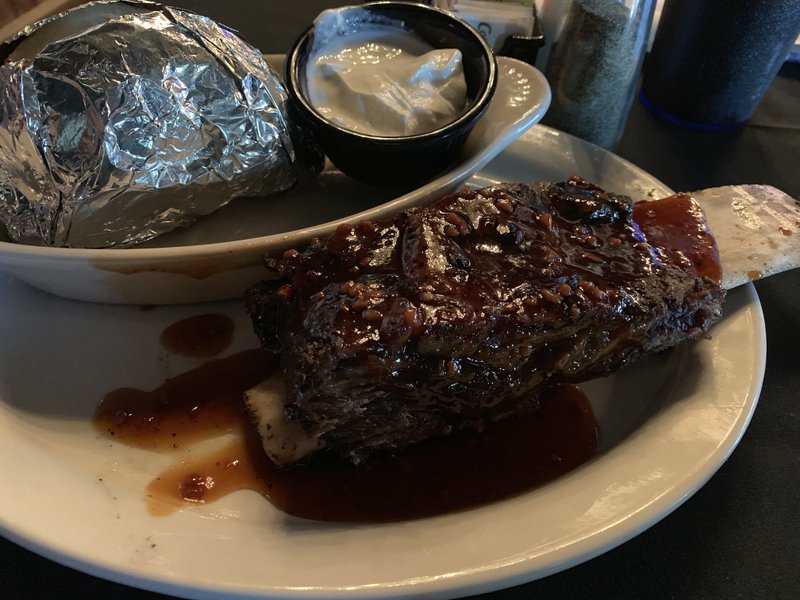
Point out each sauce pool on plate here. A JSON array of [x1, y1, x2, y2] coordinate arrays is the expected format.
[[93, 314, 598, 522]]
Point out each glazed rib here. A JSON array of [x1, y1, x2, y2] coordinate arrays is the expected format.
[[246, 177, 726, 465]]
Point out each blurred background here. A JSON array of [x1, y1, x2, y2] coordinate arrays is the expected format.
[[1, 0, 81, 39]]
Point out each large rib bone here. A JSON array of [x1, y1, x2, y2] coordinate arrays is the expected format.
[[694, 185, 800, 290]]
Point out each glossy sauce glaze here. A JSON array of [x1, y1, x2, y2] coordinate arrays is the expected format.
[[93, 315, 598, 521], [268, 179, 671, 360], [633, 193, 722, 283]]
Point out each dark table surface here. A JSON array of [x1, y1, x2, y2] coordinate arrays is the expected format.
[[2, 2, 799, 599]]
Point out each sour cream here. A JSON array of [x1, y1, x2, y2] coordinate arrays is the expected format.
[[305, 9, 468, 137]]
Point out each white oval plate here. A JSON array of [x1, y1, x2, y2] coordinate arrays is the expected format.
[[0, 127, 765, 599], [0, 55, 550, 305]]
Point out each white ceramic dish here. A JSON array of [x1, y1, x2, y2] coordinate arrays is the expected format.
[[0, 128, 765, 599], [0, 55, 550, 305]]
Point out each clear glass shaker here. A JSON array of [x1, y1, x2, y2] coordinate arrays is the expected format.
[[541, 0, 656, 149]]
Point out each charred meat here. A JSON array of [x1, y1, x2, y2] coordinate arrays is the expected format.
[[246, 177, 725, 465]]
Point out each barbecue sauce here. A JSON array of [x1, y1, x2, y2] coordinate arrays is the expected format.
[[93, 316, 598, 522], [159, 313, 235, 357], [633, 193, 722, 283], [94, 349, 274, 451], [255, 383, 597, 522]]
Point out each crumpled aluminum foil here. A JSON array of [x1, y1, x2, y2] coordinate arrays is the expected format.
[[0, 0, 322, 248]]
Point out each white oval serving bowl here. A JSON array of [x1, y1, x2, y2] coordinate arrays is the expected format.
[[0, 55, 550, 305]]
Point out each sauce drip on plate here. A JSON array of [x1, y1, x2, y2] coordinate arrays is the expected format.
[[93, 349, 274, 451], [159, 313, 235, 357], [93, 314, 598, 521]]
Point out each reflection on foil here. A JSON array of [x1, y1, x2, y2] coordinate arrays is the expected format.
[[0, 1, 322, 248]]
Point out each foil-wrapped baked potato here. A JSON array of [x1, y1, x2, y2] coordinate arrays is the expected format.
[[0, 0, 322, 248]]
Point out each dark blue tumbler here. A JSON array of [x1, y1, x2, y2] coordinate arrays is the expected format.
[[640, 0, 800, 130]]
